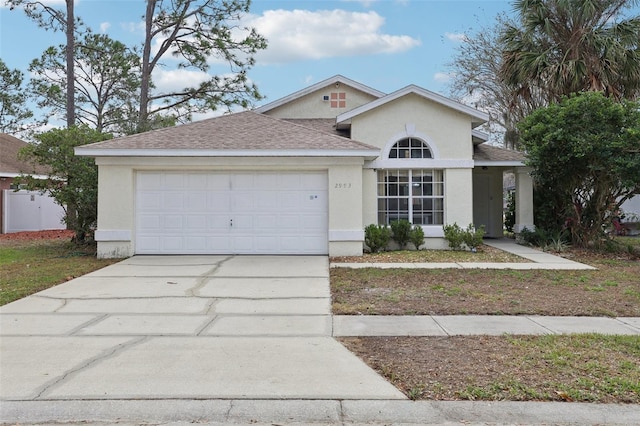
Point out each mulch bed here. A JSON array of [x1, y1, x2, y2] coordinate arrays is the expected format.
[[0, 229, 74, 241]]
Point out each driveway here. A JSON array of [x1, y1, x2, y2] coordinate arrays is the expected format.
[[0, 256, 404, 401]]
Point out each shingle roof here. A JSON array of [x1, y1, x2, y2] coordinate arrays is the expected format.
[[473, 144, 526, 164], [77, 111, 378, 156], [282, 118, 346, 136], [0, 133, 51, 176]]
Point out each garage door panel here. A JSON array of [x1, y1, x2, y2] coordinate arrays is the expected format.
[[136, 171, 327, 255], [185, 236, 207, 251], [207, 192, 230, 211], [164, 174, 185, 189], [207, 174, 230, 190], [138, 192, 162, 210], [162, 193, 184, 210], [163, 215, 183, 230], [162, 236, 183, 251], [185, 215, 207, 230], [232, 192, 255, 211], [186, 191, 207, 210], [138, 215, 161, 230]]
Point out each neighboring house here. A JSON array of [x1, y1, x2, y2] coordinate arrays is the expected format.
[[75, 75, 534, 258], [0, 133, 66, 233]]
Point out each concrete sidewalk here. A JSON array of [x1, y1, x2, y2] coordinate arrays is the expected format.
[[333, 314, 640, 336]]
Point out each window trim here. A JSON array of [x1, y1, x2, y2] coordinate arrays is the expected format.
[[377, 169, 445, 226]]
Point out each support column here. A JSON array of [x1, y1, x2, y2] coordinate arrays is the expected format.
[[514, 167, 535, 233]]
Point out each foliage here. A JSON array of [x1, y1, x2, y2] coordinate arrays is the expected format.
[[504, 191, 516, 233], [444, 222, 486, 251], [448, 14, 543, 149], [28, 33, 142, 135], [7, 0, 79, 127], [364, 224, 392, 253], [443, 223, 466, 251], [462, 224, 486, 251], [501, 0, 640, 105], [409, 225, 425, 250], [8, 0, 267, 133], [17, 126, 112, 242], [137, 0, 268, 131], [0, 59, 37, 133], [519, 92, 640, 247], [390, 219, 412, 249]]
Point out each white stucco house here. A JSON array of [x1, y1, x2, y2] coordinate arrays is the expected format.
[[76, 75, 534, 258]]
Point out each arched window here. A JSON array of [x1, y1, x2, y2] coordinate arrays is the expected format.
[[388, 137, 432, 159]]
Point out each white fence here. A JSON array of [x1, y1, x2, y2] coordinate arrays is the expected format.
[[2, 190, 66, 233]]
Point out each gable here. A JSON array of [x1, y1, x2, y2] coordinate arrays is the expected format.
[[348, 93, 478, 160], [256, 75, 384, 119]]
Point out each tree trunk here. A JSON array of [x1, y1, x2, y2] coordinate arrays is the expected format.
[[66, 0, 75, 128], [139, 0, 156, 132]]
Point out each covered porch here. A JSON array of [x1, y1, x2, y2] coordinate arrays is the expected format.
[[472, 144, 534, 238]]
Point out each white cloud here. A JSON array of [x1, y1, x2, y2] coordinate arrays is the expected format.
[[445, 32, 467, 42], [151, 68, 211, 94], [100, 22, 111, 33], [121, 21, 146, 34], [433, 72, 451, 83], [246, 9, 421, 64]]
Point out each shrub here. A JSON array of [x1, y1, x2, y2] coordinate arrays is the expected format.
[[390, 219, 412, 248], [443, 223, 465, 250], [364, 224, 391, 253], [409, 224, 425, 250], [462, 223, 485, 251]]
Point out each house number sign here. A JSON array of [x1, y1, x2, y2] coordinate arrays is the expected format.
[[334, 183, 352, 189]]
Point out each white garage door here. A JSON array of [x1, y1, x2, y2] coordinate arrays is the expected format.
[[135, 171, 328, 254]]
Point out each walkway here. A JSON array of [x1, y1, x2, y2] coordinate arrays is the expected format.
[[331, 238, 596, 270]]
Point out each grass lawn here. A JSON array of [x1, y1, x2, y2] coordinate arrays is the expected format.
[[332, 243, 640, 403], [331, 249, 640, 317], [0, 236, 120, 306], [341, 334, 640, 403]]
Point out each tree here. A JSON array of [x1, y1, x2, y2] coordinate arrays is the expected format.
[[501, 0, 640, 105], [518, 92, 640, 246], [17, 126, 112, 243], [29, 33, 142, 134], [138, 0, 267, 131], [448, 15, 545, 149], [7, 0, 79, 127], [0, 59, 36, 133]]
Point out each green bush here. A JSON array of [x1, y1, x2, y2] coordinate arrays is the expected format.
[[364, 224, 391, 253], [443, 223, 465, 250], [390, 219, 412, 248], [409, 225, 425, 250], [462, 223, 485, 251]]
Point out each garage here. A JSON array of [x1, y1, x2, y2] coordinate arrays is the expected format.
[[135, 171, 328, 255]]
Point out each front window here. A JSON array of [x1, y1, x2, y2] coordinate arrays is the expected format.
[[377, 169, 444, 225], [388, 138, 432, 159]]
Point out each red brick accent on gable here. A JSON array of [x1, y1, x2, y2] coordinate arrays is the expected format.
[[330, 92, 346, 108]]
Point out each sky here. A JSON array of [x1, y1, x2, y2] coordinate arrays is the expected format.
[[0, 0, 514, 122]]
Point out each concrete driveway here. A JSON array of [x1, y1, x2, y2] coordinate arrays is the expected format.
[[0, 256, 404, 401]]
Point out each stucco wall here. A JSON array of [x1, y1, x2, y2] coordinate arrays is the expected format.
[[350, 94, 474, 160], [94, 156, 366, 258], [353, 93, 476, 247], [264, 85, 379, 119]]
